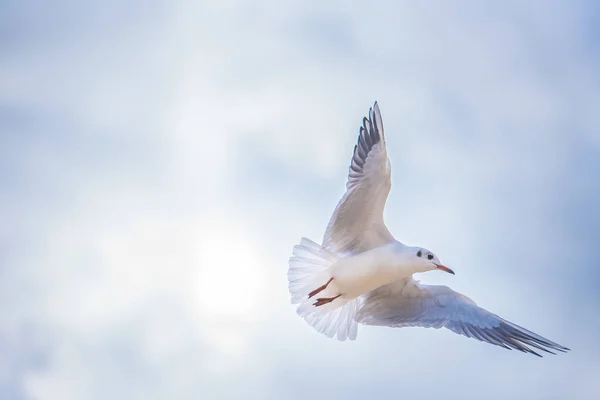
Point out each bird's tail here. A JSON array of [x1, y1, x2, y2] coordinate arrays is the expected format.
[[288, 237, 359, 341]]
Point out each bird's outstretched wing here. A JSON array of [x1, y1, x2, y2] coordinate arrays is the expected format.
[[357, 279, 570, 357], [323, 102, 394, 255]]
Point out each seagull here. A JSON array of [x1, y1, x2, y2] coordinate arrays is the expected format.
[[288, 101, 569, 357]]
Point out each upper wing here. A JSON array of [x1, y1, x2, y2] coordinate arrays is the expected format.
[[357, 279, 570, 357], [322, 102, 394, 255]]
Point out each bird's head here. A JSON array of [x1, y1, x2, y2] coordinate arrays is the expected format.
[[406, 246, 455, 275]]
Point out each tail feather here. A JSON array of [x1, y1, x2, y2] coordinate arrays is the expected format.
[[288, 237, 359, 341], [288, 238, 337, 303]]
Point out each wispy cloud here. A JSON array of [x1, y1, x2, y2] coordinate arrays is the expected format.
[[1, 1, 599, 399]]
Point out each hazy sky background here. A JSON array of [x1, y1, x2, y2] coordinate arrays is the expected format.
[[2, 1, 600, 399]]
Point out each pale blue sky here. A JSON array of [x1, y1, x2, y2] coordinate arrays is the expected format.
[[1, 1, 600, 399]]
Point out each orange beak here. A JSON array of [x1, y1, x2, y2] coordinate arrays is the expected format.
[[434, 263, 455, 275]]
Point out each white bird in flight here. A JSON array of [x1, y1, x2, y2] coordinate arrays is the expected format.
[[288, 102, 569, 357]]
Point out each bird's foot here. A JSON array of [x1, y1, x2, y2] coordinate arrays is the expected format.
[[313, 294, 341, 307], [308, 277, 334, 298]]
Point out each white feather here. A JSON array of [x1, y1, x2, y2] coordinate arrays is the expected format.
[[287, 237, 359, 341]]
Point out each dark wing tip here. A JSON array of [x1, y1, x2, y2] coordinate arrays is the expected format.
[[345, 102, 386, 189], [495, 322, 571, 357]]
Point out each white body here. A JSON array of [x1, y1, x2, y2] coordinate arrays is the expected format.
[[329, 243, 409, 299]]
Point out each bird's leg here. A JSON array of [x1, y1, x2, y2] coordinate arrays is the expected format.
[[308, 277, 334, 298], [313, 294, 341, 307]]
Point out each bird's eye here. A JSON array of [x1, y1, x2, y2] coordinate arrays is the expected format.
[[417, 250, 422, 257], [427, 254, 434, 260]]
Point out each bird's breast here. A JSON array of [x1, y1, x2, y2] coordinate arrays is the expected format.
[[330, 247, 407, 299]]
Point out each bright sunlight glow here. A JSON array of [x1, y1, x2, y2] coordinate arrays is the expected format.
[[196, 231, 266, 320]]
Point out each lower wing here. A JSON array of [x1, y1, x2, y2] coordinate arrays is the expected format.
[[356, 279, 570, 357]]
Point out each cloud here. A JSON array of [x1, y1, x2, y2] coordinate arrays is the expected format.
[[1, 0, 599, 399]]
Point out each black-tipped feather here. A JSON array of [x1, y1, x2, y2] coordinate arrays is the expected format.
[[346, 102, 386, 191]]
